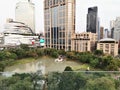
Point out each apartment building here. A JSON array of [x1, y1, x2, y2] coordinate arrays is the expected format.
[[71, 32, 97, 52], [97, 38, 118, 56]]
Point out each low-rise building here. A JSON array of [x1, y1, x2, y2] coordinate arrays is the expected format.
[[97, 38, 118, 56], [71, 32, 97, 52]]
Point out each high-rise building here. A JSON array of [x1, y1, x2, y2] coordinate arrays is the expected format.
[[97, 17, 100, 40], [87, 6, 98, 33], [104, 28, 110, 38], [44, 0, 76, 51], [113, 17, 120, 41], [100, 26, 104, 39], [110, 20, 115, 38], [15, 0, 35, 33]]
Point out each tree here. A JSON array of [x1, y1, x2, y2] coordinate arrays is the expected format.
[[85, 77, 116, 90], [64, 66, 73, 71], [20, 44, 29, 51], [58, 72, 76, 90], [9, 80, 32, 90], [94, 50, 103, 56]]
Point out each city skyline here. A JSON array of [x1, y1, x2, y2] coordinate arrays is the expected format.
[[0, 0, 120, 33]]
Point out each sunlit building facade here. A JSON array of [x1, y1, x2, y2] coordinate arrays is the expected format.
[[71, 32, 97, 52], [97, 38, 118, 56], [44, 0, 76, 51]]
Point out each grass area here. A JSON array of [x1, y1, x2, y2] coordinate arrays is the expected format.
[[72, 64, 92, 71]]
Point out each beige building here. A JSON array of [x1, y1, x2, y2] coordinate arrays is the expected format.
[[97, 38, 118, 56], [44, 0, 75, 51], [71, 32, 97, 52]]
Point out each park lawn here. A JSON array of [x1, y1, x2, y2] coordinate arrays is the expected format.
[[72, 64, 92, 71]]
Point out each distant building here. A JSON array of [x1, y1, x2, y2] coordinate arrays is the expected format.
[[104, 29, 108, 38], [97, 38, 118, 56], [110, 20, 115, 38], [87, 6, 98, 33], [100, 26, 104, 39], [15, 0, 35, 33], [97, 17, 100, 40], [71, 32, 97, 52], [44, 0, 76, 51], [113, 17, 120, 41]]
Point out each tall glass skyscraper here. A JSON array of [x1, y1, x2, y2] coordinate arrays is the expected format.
[[44, 0, 76, 51], [15, 0, 35, 33], [87, 6, 98, 33]]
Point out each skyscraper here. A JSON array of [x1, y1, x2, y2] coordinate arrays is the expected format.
[[110, 20, 115, 38], [44, 0, 76, 51], [100, 26, 104, 39], [87, 6, 98, 33], [15, 0, 35, 33], [113, 17, 120, 41]]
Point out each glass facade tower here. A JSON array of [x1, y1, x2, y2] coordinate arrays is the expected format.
[[87, 6, 98, 33], [44, 0, 75, 51]]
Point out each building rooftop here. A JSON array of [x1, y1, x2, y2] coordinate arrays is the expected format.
[[99, 38, 117, 43]]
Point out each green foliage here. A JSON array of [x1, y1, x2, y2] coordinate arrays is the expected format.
[[85, 77, 116, 90], [20, 44, 29, 51], [64, 66, 73, 71], [36, 49, 44, 56], [14, 48, 27, 59], [89, 58, 99, 67], [58, 72, 77, 90], [26, 49, 38, 58], [94, 50, 103, 55], [0, 71, 44, 90]]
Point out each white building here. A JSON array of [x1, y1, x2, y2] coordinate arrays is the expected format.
[[4, 34, 38, 45], [15, 0, 35, 33], [4, 19, 33, 35]]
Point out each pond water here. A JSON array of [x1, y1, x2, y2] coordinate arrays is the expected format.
[[4, 56, 81, 74]]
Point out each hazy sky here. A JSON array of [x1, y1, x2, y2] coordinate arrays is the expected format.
[[0, 0, 120, 33]]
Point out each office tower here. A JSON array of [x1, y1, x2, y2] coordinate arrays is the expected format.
[[44, 0, 76, 51], [87, 6, 98, 33], [113, 17, 120, 41], [15, 0, 35, 33], [100, 26, 104, 39], [97, 17, 100, 40], [110, 20, 115, 38], [104, 28, 109, 38]]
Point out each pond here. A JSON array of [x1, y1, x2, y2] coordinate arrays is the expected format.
[[4, 56, 81, 74]]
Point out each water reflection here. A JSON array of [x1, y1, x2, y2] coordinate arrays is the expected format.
[[4, 56, 81, 74]]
